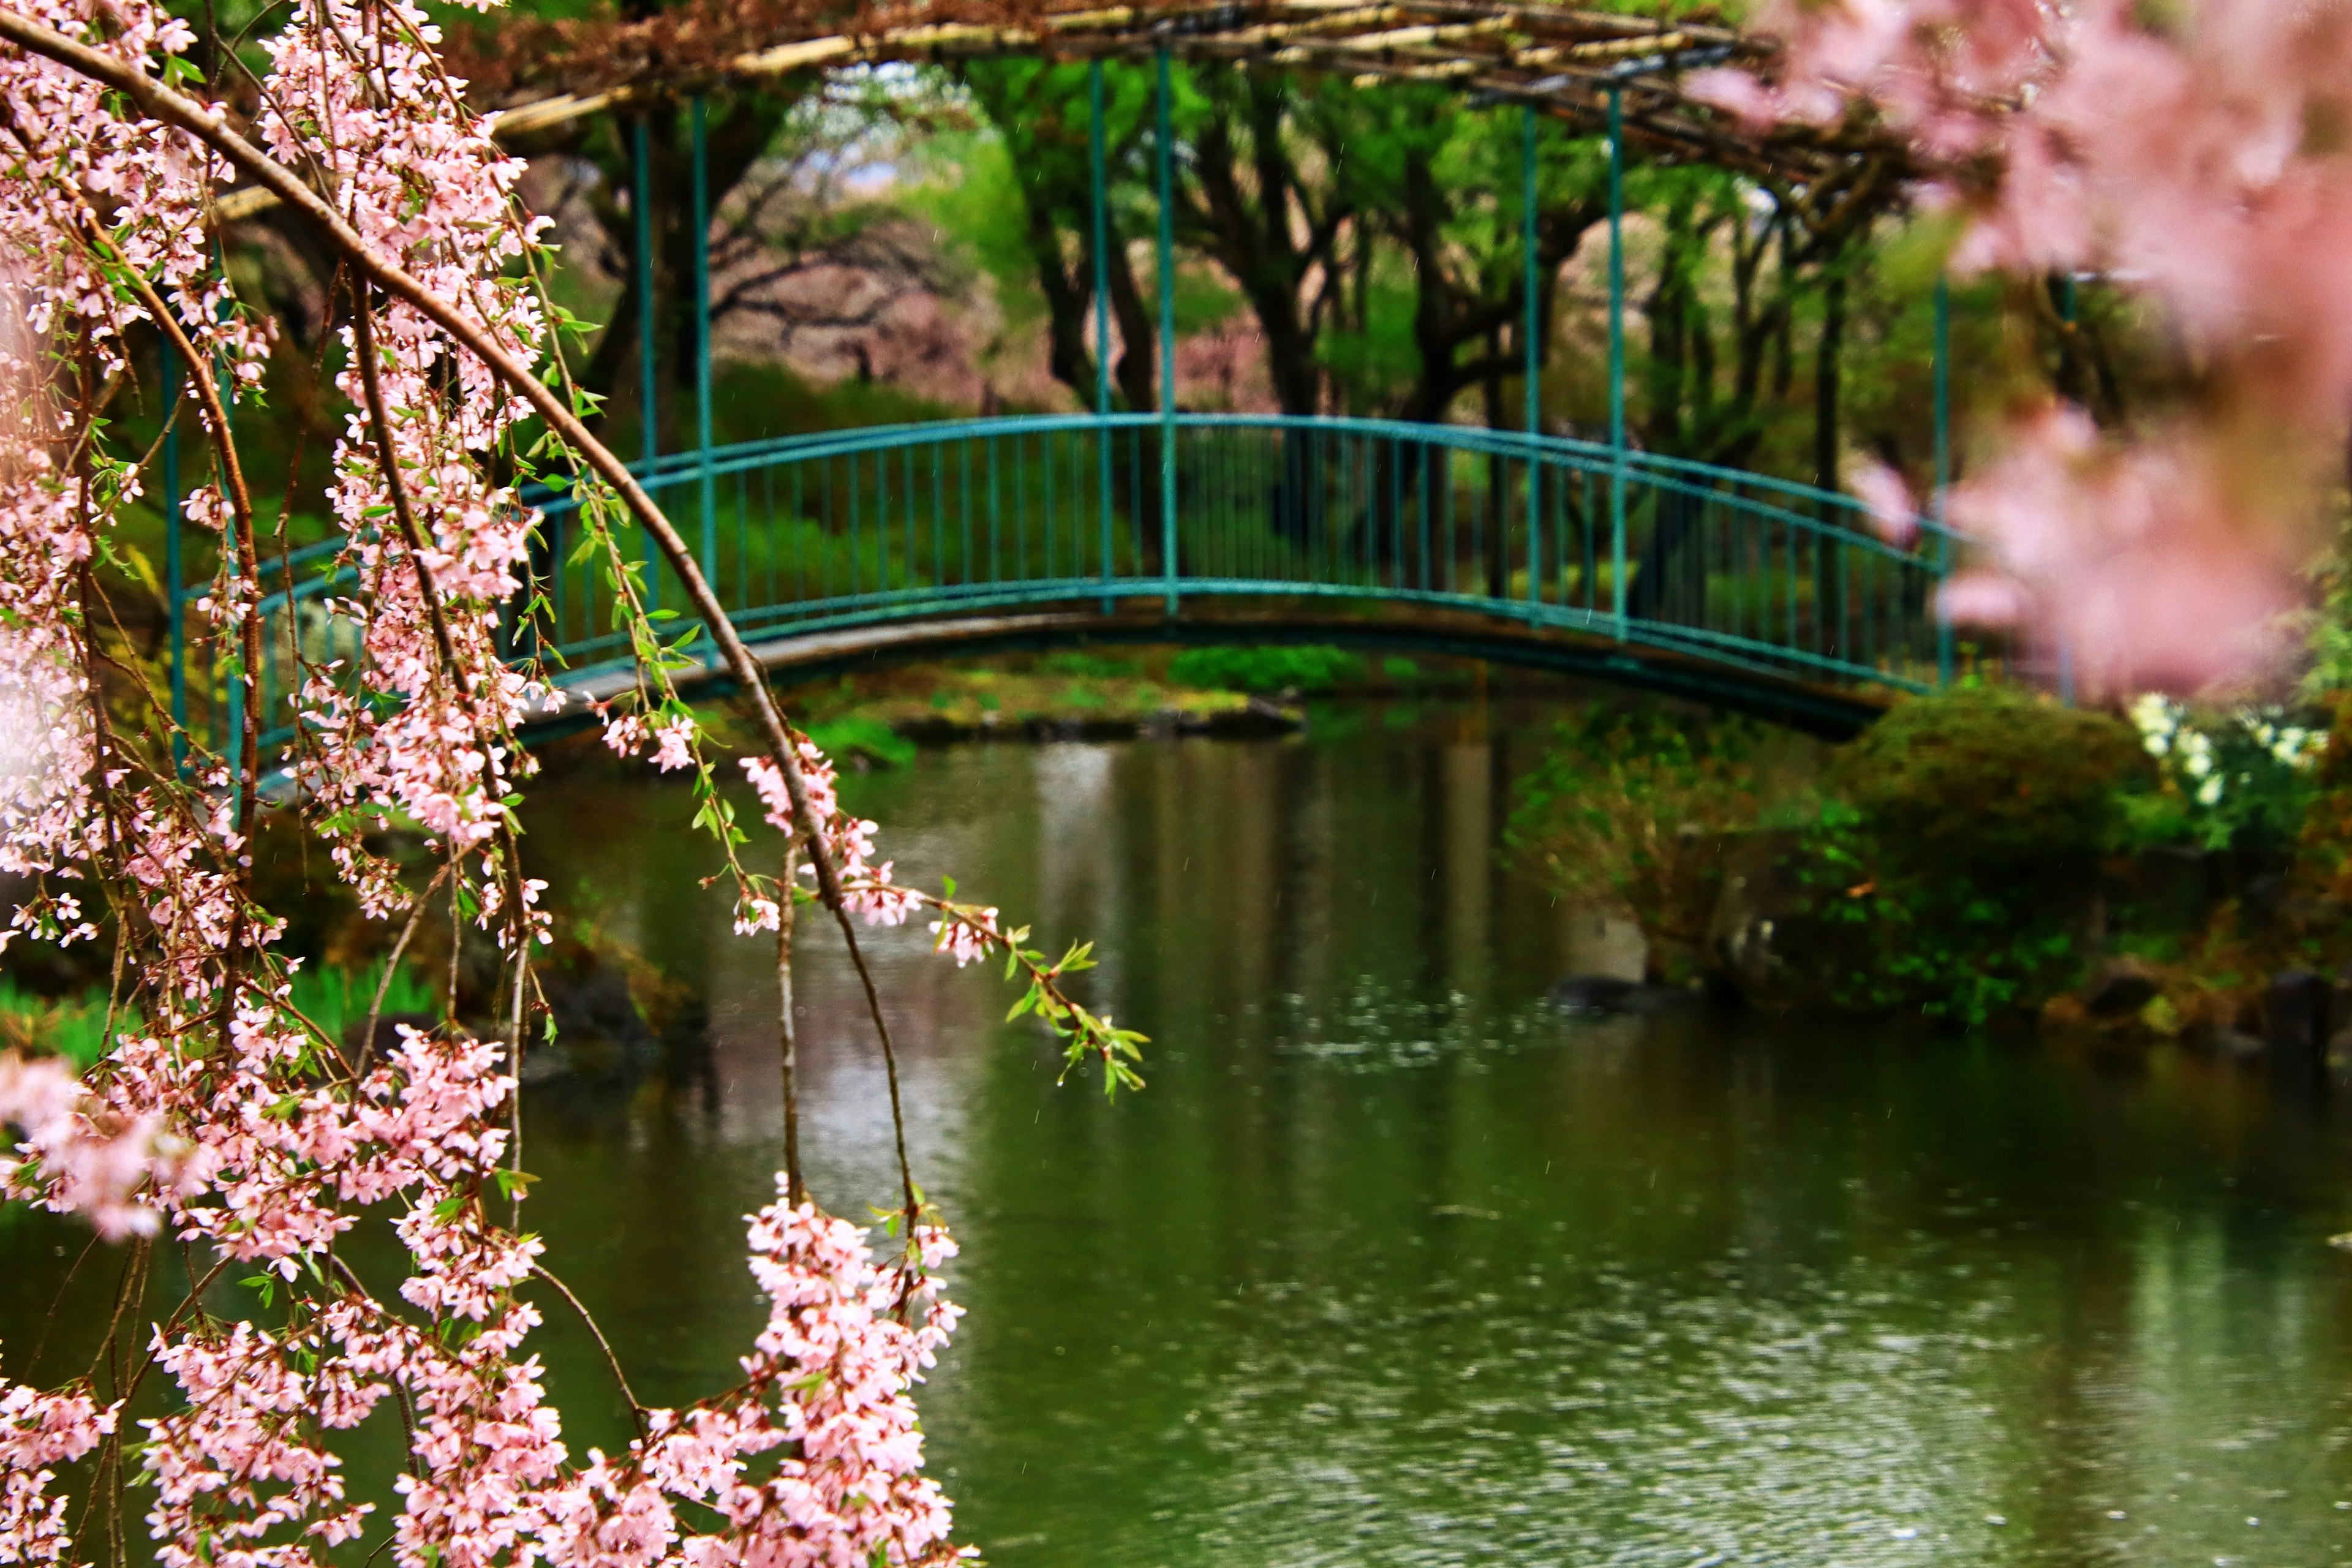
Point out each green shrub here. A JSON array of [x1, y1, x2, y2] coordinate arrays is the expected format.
[[288, 960, 437, 1046], [1802, 685, 2147, 1025], [1828, 684, 2145, 876], [1038, 650, 1141, 679], [1168, 644, 1365, 693], [1507, 706, 1761, 968]]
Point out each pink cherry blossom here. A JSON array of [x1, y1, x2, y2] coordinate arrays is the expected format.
[[1722, 0, 2352, 692]]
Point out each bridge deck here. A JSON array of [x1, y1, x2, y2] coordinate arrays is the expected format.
[[549, 602, 1896, 739]]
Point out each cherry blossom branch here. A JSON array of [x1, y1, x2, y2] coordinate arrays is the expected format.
[[851, 881, 1147, 1096], [0, 10, 944, 1231], [350, 295, 464, 695]]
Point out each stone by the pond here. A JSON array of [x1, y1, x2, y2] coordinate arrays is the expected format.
[[1549, 974, 1700, 1017], [2266, 968, 2332, 1088]]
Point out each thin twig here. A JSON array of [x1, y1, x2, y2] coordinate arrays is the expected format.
[[352, 295, 468, 693], [358, 861, 451, 1075], [531, 1263, 647, 1433], [777, 839, 801, 1205]]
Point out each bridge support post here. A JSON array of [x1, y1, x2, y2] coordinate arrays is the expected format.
[[1155, 45, 1178, 617], [634, 116, 660, 614], [1933, 273, 1951, 687], [1607, 85, 1627, 641], [692, 96, 717, 606], [164, 335, 185, 774], [1092, 59, 1115, 616], [1521, 103, 1540, 617]]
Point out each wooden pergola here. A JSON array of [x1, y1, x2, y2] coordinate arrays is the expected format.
[[216, 1, 1900, 224]]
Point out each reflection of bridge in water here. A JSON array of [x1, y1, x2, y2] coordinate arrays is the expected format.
[[168, 6, 1959, 750]]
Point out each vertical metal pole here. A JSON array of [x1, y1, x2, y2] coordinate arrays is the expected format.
[[1933, 273, 1951, 687], [635, 118, 658, 469], [634, 116, 661, 614], [1521, 104, 1540, 610], [1155, 46, 1178, 616], [692, 97, 717, 596], [1607, 86, 1627, 640], [1092, 58, 1115, 612], [1093, 61, 1112, 421], [164, 336, 185, 772]]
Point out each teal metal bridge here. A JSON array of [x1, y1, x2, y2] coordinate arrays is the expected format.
[[168, 51, 1963, 756]]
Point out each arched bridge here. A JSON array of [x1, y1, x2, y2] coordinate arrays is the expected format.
[[225, 411, 1954, 747], [176, 13, 1959, 755]]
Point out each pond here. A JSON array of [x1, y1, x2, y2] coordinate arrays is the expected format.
[[10, 700, 2352, 1566]]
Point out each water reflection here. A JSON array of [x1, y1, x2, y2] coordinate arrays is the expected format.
[[514, 720, 2352, 1567], [7, 713, 2352, 1567]]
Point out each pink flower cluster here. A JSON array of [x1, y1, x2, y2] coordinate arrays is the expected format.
[[541, 1184, 967, 1568], [0, 4, 978, 1567], [0, 1364, 115, 1568], [280, 0, 559, 872], [0, 1050, 194, 1241], [744, 743, 918, 928], [1702, 0, 2352, 692]]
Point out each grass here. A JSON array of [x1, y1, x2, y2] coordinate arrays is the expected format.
[[0, 960, 436, 1068]]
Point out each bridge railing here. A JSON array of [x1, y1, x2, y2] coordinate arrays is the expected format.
[[194, 413, 1955, 755]]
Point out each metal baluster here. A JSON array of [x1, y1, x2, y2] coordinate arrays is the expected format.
[[1523, 103, 1542, 611], [850, 451, 864, 599], [1016, 433, 1030, 583], [1932, 274, 1953, 687], [1091, 60, 1115, 614], [1607, 85, 1627, 639], [1155, 47, 1178, 614], [692, 98, 716, 594], [989, 435, 1002, 583], [762, 466, 777, 610]]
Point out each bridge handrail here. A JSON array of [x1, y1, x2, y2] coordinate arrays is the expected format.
[[510, 410, 1961, 549], [228, 411, 1950, 617]]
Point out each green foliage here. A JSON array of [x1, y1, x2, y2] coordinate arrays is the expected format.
[[1507, 706, 1760, 960], [1167, 644, 1365, 693], [1038, 650, 1144, 679], [284, 960, 438, 1046], [1800, 686, 2146, 1026], [901, 127, 1052, 346], [0, 978, 111, 1068], [2120, 696, 2321, 854], [1795, 800, 2085, 1028], [0, 960, 434, 1067], [806, 716, 919, 771], [1828, 684, 2144, 875]]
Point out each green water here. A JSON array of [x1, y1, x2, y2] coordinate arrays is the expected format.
[[11, 714, 2352, 1564]]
